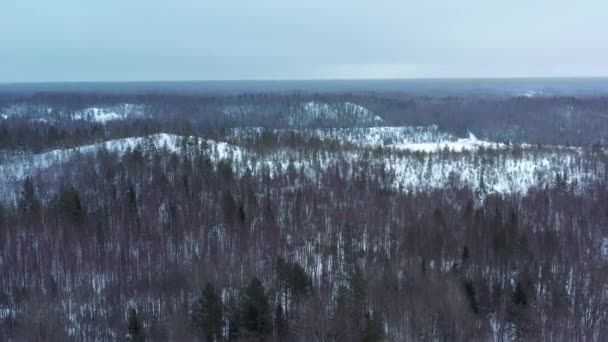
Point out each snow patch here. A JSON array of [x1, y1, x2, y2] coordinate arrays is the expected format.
[[73, 104, 144, 123]]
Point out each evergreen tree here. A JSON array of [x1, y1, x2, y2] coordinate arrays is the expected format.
[[362, 311, 384, 342], [59, 187, 84, 226], [511, 280, 528, 306], [240, 277, 272, 336], [127, 184, 138, 214], [275, 257, 312, 316], [464, 279, 479, 314], [20, 176, 40, 213], [349, 265, 367, 328], [462, 245, 470, 262], [127, 308, 145, 341], [0, 203, 5, 228], [192, 282, 223, 341], [509, 279, 529, 341]]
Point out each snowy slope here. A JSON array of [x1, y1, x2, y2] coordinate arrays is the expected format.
[[229, 126, 501, 152], [0, 103, 144, 123], [222, 101, 383, 127], [389, 131, 505, 152], [1, 131, 603, 204], [72, 104, 144, 123], [0, 134, 243, 203]]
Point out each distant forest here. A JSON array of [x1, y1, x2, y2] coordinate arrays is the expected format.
[[1, 89, 607, 341]]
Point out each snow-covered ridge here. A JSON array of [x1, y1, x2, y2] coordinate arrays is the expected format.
[[222, 101, 384, 127], [0, 134, 241, 184], [301, 101, 383, 124], [1, 131, 602, 205], [389, 131, 505, 152], [73, 104, 144, 123], [0, 103, 144, 123], [229, 126, 504, 152]]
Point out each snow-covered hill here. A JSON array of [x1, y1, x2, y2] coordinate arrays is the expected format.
[[0, 103, 145, 123], [1, 131, 604, 204], [0, 134, 243, 204], [222, 101, 384, 127], [229, 126, 503, 152]]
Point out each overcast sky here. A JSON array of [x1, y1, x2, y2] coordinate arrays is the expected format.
[[1, 0, 607, 82]]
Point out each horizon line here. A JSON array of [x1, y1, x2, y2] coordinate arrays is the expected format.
[[2, 76, 608, 85]]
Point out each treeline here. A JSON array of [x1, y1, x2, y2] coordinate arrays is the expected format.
[[1, 140, 607, 340], [2, 92, 608, 152]]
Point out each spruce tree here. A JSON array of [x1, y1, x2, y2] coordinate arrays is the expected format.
[[193, 282, 223, 341], [59, 187, 84, 226], [127, 184, 138, 214], [464, 279, 479, 314], [20, 176, 40, 213], [509, 279, 529, 341], [0, 203, 5, 228], [240, 277, 272, 336], [127, 308, 145, 341]]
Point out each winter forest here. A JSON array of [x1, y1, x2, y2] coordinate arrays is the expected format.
[[1, 83, 608, 341]]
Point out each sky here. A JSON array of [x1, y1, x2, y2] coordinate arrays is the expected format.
[[1, 0, 607, 82]]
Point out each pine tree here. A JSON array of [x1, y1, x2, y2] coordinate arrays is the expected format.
[[127, 308, 145, 341], [240, 277, 272, 336], [192, 282, 223, 341]]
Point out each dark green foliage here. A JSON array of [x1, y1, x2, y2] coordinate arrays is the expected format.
[[59, 187, 84, 226], [127, 308, 145, 341], [240, 277, 272, 336], [127, 184, 138, 214], [192, 282, 223, 341], [332, 266, 371, 340], [462, 245, 470, 262], [512, 280, 528, 306], [349, 266, 367, 319], [19, 176, 40, 213], [509, 280, 530, 341], [222, 190, 237, 224], [238, 203, 246, 223], [363, 311, 385, 342], [275, 257, 313, 300], [0, 203, 5, 227], [464, 280, 479, 314]]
